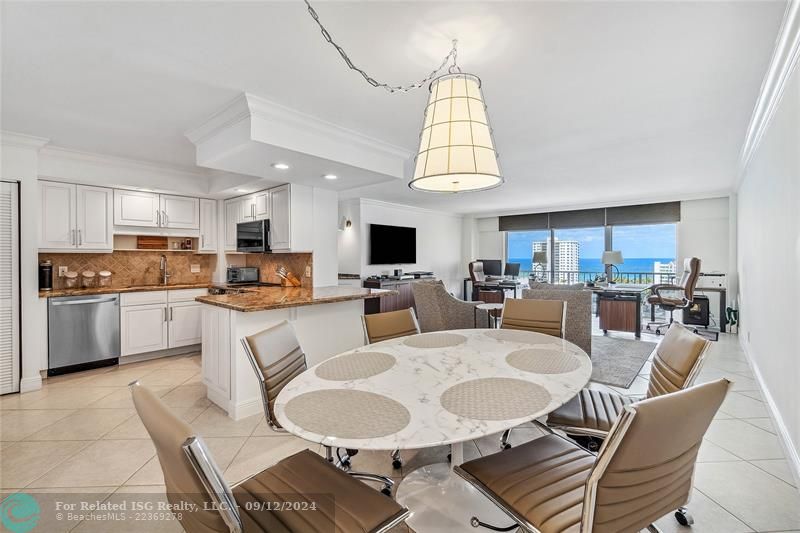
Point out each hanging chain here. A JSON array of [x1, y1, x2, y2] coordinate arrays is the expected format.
[[303, 0, 458, 93]]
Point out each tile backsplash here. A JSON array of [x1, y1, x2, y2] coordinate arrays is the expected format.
[[244, 253, 312, 286], [39, 251, 217, 288]]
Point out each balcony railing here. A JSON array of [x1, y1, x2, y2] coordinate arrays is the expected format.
[[524, 270, 676, 285]]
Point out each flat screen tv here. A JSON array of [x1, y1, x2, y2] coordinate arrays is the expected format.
[[369, 224, 416, 264]]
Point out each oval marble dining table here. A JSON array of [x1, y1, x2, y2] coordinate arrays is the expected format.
[[274, 328, 592, 532]]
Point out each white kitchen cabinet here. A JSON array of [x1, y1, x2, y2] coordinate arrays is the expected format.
[[39, 181, 76, 249], [202, 305, 230, 400], [254, 191, 270, 220], [269, 184, 291, 250], [199, 199, 217, 252], [168, 301, 203, 347], [224, 198, 240, 251], [76, 185, 113, 250], [240, 195, 257, 222], [114, 189, 159, 227], [160, 195, 199, 230], [121, 303, 169, 356], [39, 181, 113, 251]]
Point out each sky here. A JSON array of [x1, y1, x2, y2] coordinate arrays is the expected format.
[[507, 224, 677, 260]]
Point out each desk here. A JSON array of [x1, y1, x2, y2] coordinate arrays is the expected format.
[[591, 285, 648, 338], [649, 286, 728, 333], [463, 277, 524, 301]]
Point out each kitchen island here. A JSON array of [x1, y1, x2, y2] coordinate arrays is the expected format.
[[196, 285, 397, 419]]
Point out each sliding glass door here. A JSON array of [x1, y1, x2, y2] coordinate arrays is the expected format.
[[611, 223, 677, 284]]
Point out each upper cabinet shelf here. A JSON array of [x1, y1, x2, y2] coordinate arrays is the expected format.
[[114, 190, 199, 230]]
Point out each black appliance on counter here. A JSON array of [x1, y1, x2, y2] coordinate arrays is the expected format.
[[236, 219, 270, 253], [39, 260, 53, 291], [227, 266, 260, 284]]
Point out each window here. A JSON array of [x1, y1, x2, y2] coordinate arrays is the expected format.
[[611, 224, 677, 284], [505, 223, 677, 285], [506, 230, 549, 279]]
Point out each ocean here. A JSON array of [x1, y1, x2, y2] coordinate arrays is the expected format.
[[508, 257, 675, 274]]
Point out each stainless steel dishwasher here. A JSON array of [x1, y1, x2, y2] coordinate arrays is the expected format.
[[48, 293, 120, 376]]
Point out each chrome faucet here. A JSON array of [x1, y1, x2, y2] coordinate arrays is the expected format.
[[159, 254, 170, 285]]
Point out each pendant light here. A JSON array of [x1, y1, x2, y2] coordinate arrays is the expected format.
[[409, 71, 502, 193], [303, 0, 503, 193]]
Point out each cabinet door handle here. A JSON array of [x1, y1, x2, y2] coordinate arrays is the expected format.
[[162, 210, 168, 227], [77, 229, 82, 246], [156, 209, 161, 226], [201, 234, 205, 247], [164, 307, 168, 322], [170, 307, 173, 321], [70, 229, 75, 245]]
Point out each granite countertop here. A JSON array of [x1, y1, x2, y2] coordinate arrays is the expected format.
[[196, 285, 397, 312], [337, 273, 362, 280], [40, 282, 212, 298]]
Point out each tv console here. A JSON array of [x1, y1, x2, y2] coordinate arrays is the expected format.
[[363, 274, 435, 314]]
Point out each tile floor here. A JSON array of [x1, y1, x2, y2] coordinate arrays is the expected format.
[[1, 331, 798, 532]]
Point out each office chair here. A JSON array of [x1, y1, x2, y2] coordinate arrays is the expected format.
[[646, 257, 701, 335]]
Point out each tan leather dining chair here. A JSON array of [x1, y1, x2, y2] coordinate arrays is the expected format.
[[547, 323, 712, 444], [241, 320, 307, 432], [361, 308, 420, 471], [241, 321, 394, 490], [362, 308, 420, 344], [501, 298, 566, 338], [129, 382, 409, 533], [456, 379, 731, 533]]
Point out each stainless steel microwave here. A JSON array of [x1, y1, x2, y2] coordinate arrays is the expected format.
[[236, 219, 271, 253]]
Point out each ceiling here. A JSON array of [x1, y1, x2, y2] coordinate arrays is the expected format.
[[1, 1, 786, 214]]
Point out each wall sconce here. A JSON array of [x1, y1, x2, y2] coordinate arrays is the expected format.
[[338, 216, 352, 231]]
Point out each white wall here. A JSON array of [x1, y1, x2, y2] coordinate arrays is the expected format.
[[337, 199, 465, 296], [737, 61, 800, 476], [678, 198, 730, 273], [311, 187, 338, 287], [1, 134, 48, 392]]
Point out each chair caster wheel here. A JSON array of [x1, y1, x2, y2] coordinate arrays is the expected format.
[[447, 453, 451, 463], [346, 448, 358, 457], [587, 439, 600, 452], [341, 459, 352, 469], [645, 325, 651, 331], [381, 487, 392, 497], [693, 329, 699, 334], [392, 459, 402, 469], [502, 443, 512, 450], [675, 507, 694, 526], [655, 329, 662, 335]]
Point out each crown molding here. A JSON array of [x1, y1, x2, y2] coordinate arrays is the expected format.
[[1, 130, 50, 149], [185, 92, 412, 160], [738, 0, 800, 187], [39, 145, 214, 181], [358, 197, 464, 219]]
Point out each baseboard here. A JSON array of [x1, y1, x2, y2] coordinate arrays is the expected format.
[[118, 344, 200, 365], [230, 398, 263, 421], [20, 375, 43, 393], [739, 335, 800, 488]]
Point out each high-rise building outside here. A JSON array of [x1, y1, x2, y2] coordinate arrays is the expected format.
[[654, 260, 676, 283], [531, 238, 580, 283]]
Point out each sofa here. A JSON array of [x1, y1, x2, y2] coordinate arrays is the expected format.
[[522, 282, 592, 355]]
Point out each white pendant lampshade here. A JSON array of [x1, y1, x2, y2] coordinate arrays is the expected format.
[[409, 72, 503, 193]]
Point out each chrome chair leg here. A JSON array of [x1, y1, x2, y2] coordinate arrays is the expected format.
[[500, 429, 512, 450], [391, 449, 402, 469], [324, 446, 394, 497], [675, 506, 694, 526], [470, 516, 518, 531], [646, 524, 664, 533]]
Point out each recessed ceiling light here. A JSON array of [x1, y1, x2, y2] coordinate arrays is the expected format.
[[272, 163, 290, 170], [323, 174, 338, 180]]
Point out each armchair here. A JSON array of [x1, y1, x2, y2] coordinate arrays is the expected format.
[[646, 257, 701, 335], [411, 280, 489, 331]]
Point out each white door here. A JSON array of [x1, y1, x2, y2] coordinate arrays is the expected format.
[[39, 181, 76, 249], [169, 301, 202, 348], [240, 195, 257, 222], [114, 190, 159, 227], [161, 195, 199, 229], [224, 199, 239, 251], [76, 185, 113, 250], [0, 182, 20, 394], [269, 184, 291, 250], [254, 191, 270, 220], [199, 199, 217, 252], [120, 304, 168, 356]]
